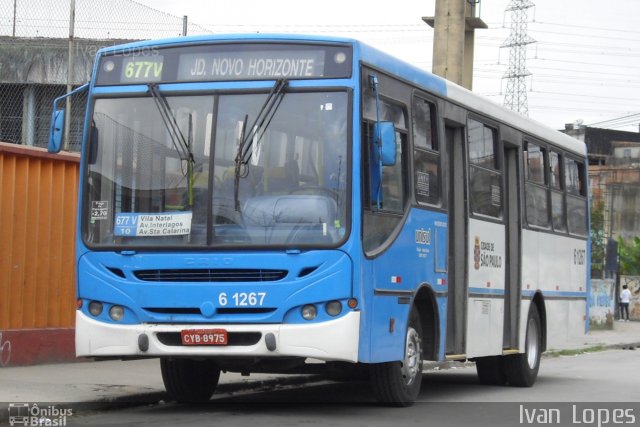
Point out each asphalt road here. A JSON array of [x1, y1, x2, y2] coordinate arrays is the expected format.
[[63, 349, 640, 427]]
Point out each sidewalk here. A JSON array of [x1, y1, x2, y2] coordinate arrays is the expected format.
[[1, 321, 638, 406], [562, 319, 640, 351]]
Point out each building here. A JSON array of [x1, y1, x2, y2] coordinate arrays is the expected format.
[[0, 37, 131, 151], [563, 124, 640, 241]]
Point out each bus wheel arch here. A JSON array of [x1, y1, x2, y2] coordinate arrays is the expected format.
[[530, 291, 547, 352], [413, 284, 439, 361]]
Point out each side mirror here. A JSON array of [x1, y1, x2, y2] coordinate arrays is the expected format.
[[373, 122, 397, 166], [47, 83, 89, 154], [48, 109, 65, 153], [369, 121, 397, 209]]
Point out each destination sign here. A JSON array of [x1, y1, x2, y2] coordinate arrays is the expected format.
[[120, 55, 164, 83], [177, 50, 325, 81], [96, 43, 352, 85]]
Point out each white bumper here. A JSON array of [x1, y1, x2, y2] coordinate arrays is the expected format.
[[76, 310, 360, 363]]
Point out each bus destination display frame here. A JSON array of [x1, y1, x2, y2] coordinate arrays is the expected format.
[[96, 42, 353, 85]]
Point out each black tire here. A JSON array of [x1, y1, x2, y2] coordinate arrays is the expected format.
[[370, 309, 423, 407], [505, 307, 542, 387], [475, 356, 507, 385], [325, 362, 370, 382], [160, 358, 221, 403]]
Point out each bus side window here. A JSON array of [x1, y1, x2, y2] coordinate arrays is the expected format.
[[549, 151, 566, 232], [467, 118, 502, 219], [366, 122, 406, 212], [362, 94, 407, 213], [412, 97, 440, 206], [362, 94, 408, 254], [565, 158, 588, 236], [524, 141, 549, 228]]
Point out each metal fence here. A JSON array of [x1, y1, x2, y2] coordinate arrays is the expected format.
[[0, 0, 211, 151]]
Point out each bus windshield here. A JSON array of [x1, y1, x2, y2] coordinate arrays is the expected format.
[[85, 90, 349, 248]]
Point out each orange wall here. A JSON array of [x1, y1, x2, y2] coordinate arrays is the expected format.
[[0, 142, 80, 330]]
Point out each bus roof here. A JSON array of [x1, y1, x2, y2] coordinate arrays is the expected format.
[[97, 33, 585, 156], [355, 40, 586, 157]]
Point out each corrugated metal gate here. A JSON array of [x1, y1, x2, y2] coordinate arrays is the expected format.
[[0, 141, 79, 365]]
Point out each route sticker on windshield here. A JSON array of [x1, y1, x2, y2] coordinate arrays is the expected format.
[[114, 212, 192, 237], [91, 201, 109, 221]]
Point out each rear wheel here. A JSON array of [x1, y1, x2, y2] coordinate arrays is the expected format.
[[370, 309, 423, 406], [475, 355, 507, 385], [160, 358, 220, 403], [505, 307, 542, 387]]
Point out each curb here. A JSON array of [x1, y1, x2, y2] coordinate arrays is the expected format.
[[597, 342, 639, 350], [546, 341, 640, 355]]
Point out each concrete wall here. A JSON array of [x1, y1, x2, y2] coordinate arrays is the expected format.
[[589, 279, 616, 330], [0, 37, 123, 85], [0, 141, 79, 366], [0, 37, 133, 148]]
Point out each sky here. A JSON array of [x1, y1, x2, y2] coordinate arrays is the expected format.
[[134, 0, 640, 133]]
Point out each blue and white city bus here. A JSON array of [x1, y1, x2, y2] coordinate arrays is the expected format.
[[49, 34, 589, 406]]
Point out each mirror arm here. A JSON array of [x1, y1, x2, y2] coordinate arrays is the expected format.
[[369, 74, 384, 210], [48, 83, 89, 153]]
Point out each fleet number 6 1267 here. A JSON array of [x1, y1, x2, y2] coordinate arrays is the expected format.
[[218, 292, 266, 307]]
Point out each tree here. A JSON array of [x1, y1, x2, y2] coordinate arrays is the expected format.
[[590, 200, 605, 278], [617, 236, 640, 276]]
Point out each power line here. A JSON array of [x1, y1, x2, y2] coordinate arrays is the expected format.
[[589, 113, 640, 127], [532, 57, 640, 70], [532, 20, 640, 36], [529, 90, 640, 103]]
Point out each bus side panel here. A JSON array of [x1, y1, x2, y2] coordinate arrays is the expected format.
[[466, 218, 506, 358], [363, 208, 447, 363], [521, 229, 588, 351]]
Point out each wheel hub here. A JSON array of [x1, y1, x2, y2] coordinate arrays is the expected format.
[[526, 317, 539, 369], [402, 327, 422, 385]]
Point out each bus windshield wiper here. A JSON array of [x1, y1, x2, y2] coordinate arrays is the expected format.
[[234, 78, 288, 211], [148, 83, 195, 208], [148, 83, 193, 164]]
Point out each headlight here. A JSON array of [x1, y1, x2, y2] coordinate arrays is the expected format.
[[88, 301, 103, 317], [325, 300, 342, 317], [301, 304, 317, 321], [109, 305, 125, 321]]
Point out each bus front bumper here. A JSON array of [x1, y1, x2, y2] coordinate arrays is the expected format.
[[75, 310, 360, 363]]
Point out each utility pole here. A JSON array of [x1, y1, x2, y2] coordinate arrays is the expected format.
[[65, 0, 76, 150], [423, 0, 487, 90], [12, 0, 17, 37], [501, 0, 536, 116]]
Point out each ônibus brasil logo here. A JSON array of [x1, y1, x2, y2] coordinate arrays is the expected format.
[[8, 403, 73, 426]]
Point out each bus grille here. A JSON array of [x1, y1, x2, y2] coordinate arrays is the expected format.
[[133, 268, 288, 282]]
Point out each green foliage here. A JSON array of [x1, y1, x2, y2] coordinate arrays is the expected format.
[[546, 345, 605, 357], [590, 201, 605, 277], [617, 236, 640, 276]]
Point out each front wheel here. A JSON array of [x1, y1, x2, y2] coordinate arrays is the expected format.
[[370, 309, 423, 406], [160, 358, 221, 403], [505, 307, 542, 387], [475, 355, 507, 385]]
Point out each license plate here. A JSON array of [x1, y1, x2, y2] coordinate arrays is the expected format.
[[181, 329, 228, 346]]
